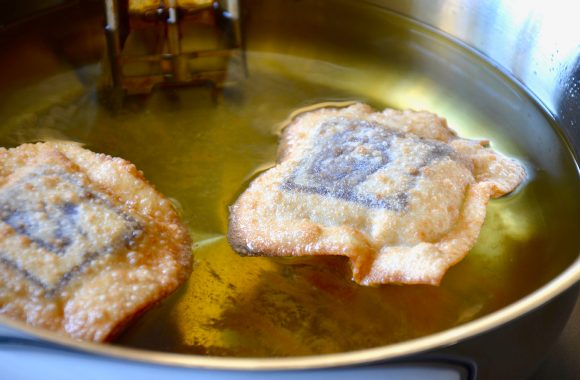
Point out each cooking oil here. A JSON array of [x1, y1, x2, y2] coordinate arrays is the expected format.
[[0, 0, 578, 357]]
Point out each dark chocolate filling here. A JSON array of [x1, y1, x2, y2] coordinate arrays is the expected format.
[[282, 119, 453, 211]]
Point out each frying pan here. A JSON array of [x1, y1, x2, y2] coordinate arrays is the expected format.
[[0, 0, 578, 379]]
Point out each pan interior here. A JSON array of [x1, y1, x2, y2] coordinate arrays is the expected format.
[[0, 0, 578, 357]]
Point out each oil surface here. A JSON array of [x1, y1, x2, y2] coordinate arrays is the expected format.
[[0, 0, 578, 357]]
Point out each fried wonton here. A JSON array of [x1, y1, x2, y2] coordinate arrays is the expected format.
[[228, 103, 525, 286], [0, 142, 191, 341]]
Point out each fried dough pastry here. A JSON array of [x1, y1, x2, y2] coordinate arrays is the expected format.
[[228, 103, 525, 286], [0, 142, 191, 341]]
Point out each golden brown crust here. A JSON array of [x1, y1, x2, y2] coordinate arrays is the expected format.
[[0, 142, 192, 341], [228, 103, 525, 286]]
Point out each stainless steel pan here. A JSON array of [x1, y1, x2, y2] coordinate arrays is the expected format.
[[0, 0, 578, 379]]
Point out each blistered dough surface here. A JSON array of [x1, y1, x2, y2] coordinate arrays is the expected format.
[[228, 103, 525, 285], [0, 142, 191, 341]]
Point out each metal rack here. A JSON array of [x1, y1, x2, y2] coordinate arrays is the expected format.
[[104, 0, 244, 94]]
